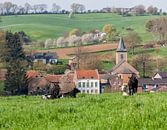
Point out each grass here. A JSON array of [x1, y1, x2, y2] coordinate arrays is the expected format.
[[0, 13, 161, 41], [0, 93, 167, 130]]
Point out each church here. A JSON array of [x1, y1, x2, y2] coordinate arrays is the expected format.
[[110, 38, 139, 84]]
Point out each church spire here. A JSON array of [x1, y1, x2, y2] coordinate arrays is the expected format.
[[117, 37, 127, 52]]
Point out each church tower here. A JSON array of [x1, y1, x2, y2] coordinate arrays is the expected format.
[[116, 37, 127, 64]]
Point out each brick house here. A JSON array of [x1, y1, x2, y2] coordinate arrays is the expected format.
[[73, 70, 100, 94]]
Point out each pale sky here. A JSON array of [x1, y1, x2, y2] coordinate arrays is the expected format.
[[1, 0, 166, 11]]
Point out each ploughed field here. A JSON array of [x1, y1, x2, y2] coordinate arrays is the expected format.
[[0, 13, 160, 41], [0, 93, 167, 130]]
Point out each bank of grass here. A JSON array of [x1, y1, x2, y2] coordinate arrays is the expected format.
[[0, 93, 167, 130], [0, 13, 161, 41]]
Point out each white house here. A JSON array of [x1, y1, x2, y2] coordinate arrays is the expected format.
[[73, 70, 100, 94]]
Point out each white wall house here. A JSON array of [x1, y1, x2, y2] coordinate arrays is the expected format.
[[74, 70, 100, 94]]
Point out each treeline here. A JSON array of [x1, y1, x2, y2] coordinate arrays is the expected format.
[[0, 2, 165, 16]]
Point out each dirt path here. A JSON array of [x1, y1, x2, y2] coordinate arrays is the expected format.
[[34, 43, 117, 59]]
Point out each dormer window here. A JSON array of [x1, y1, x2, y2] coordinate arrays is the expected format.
[[83, 77, 85, 79], [91, 76, 94, 79]]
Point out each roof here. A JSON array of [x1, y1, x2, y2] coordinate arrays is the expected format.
[[45, 74, 62, 83], [117, 37, 127, 52], [26, 70, 39, 79], [110, 60, 139, 75], [60, 74, 75, 94], [111, 60, 125, 72], [157, 72, 167, 78], [138, 78, 167, 86], [76, 70, 99, 80], [118, 68, 134, 74]]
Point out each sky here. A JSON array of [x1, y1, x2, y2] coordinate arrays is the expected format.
[[1, 0, 166, 11]]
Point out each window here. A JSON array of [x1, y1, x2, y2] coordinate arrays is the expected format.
[[91, 90, 93, 93], [87, 90, 89, 93], [83, 90, 85, 93], [78, 82, 81, 88], [87, 82, 89, 88], [121, 54, 124, 60], [91, 76, 94, 79], [83, 82, 85, 87], [83, 77, 85, 79], [95, 82, 98, 87], [91, 82, 93, 87]]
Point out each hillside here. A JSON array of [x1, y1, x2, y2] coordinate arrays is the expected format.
[[0, 13, 161, 41], [0, 93, 167, 130]]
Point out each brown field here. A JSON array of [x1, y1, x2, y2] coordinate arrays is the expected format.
[[34, 43, 117, 59]]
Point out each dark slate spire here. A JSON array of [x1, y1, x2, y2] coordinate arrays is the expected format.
[[117, 37, 127, 52]]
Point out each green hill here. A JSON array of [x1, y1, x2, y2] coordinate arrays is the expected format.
[[0, 93, 167, 129], [0, 13, 161, 41]]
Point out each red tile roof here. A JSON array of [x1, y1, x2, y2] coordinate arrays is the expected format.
[[26, 70, 39, 79], [76, 70, 99, 80], [45, 74, 62, 83]]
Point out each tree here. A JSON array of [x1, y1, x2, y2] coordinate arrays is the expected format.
[[133, 5, 145, 16], [103, 24, 113, 41], [24, 3, 31, 14], [52, 3, 61, 13], [3, 2, 13, 15], [0, 32, 30, 95], [11, 4, 18, 14], [125, 31, 142, 55], [70, 3, 85, 13], [147, 6, 158, 15], [0, 3, 4, 15], [146, 17, 167, 41], [69, 28, 81, 36], [131, 49, 154, 77]]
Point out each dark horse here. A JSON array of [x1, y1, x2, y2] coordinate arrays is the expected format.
[[128, 74, 138, 95]]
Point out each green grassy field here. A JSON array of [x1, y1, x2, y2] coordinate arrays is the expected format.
[[0, 93, 167, 130], [0, 13, 161, 41]]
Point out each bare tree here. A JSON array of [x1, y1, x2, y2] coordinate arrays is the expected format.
[[70, 3, 85, 13], [24, 3, 31, 14], [133, 5, 145, 15], [125, 31, 142, 55], [3, 2, 13, 14], [52, 3, 61, 13], [147, 6, 158, 15], [146, 17, 167, 41]]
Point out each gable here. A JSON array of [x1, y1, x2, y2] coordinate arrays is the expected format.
[[154, 73, 162, 79], [112, 62, 139, 75]]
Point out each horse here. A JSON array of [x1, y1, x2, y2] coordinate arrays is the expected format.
[[128, 74, 138, 95]]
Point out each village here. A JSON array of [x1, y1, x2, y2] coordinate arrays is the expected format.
[[1, 37, 166, 96]]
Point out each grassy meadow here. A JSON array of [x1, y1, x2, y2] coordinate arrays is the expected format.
[[0, 13, 161, 41], [0, 93, 167, 130]]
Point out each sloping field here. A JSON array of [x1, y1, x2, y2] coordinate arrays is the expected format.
[[34, 43, 117, 59], [0, 93, 167, 130], [0, 14, 160, 41]]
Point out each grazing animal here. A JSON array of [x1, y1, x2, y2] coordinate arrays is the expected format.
[[60, 88, 80, 98], [128, 74, 138, 95]]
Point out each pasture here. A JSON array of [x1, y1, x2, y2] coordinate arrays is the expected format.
[[0, 13, 160, 41], [0, 93, 167, 130]]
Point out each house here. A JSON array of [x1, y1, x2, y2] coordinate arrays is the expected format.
[[73, 70, 100, 94], [109, 38, 139, 85], [138, 78, 167, 92], [100, 73, 122, 93], [33, 52, 58, 64], [153, 72, 167, 79]]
